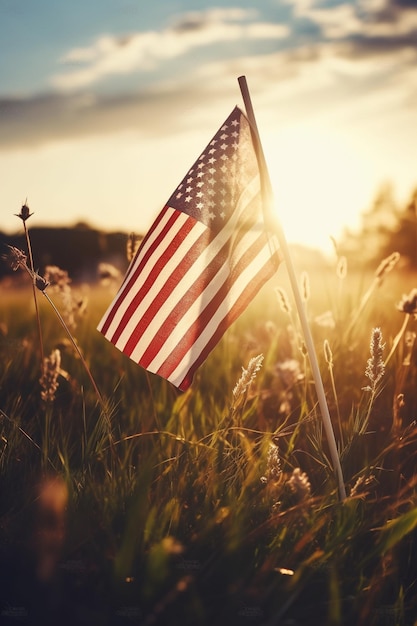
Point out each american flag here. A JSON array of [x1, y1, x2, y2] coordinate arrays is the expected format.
[[97, 106, 280, 391]]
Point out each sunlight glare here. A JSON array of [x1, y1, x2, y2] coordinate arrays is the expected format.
[[263, 123, 372, 255]]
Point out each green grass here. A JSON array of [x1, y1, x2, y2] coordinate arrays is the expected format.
[[1, 248, 417, 625]]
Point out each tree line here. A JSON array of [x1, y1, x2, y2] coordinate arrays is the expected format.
[[338, 184, 417, 268]]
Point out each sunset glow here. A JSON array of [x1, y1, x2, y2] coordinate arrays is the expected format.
[[1, 1, 416, 254]]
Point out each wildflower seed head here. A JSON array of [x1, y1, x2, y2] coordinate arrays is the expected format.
[[40, 349, 61, 403], [127, 232, 141, 263], [365, 327, 385, 388], [14, 202, 34, 222], [323, 339, 333, 366], [4, 245, 27, 271], [275, 287, 292, 315], [375, 251, 400, 280], [397, 288, 417, 316], [350, 474, 376, 497], [232, 354, 264, 399], [288, 467, 311, 499], [260, 442, 282, 483], [44, 265, 71, 289]]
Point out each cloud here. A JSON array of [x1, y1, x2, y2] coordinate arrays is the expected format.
[[2, 1, 417, 152], [169, 7, 257, 31], [0, 85, 211, 148], [2, 25, 416, 152], [50, 8, 289, 92], [288, 0, 417, 41]]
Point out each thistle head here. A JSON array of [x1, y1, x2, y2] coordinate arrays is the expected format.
[[14, 202, 34, 222], [3, 245, 28, 271], [34, 272, 50, 292], [397, 288, 417, 316]]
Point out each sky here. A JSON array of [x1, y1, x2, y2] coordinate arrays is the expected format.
[[1, 0, 417, 254]]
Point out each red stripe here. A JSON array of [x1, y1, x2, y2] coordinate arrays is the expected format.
[[135, 233, 231, 366], [136, 207, 262, 369], [99, 207, 178, 336], [122, 222, 221, 357], [177, 249, 279, 391], [122, 208, 167, 285], [155, 234, 279, 385], [110, 212, 196, 346]]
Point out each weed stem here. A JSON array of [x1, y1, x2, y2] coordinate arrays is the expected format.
[[23, 221, 45, 370]]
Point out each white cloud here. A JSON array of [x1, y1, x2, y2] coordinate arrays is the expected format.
[[51, 8, 289, 92]]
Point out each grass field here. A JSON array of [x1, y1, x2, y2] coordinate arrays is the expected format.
[[1, 237, 417, 625]]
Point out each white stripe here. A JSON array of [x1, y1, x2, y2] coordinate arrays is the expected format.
[[110, 206, 175, 303], [127, 227, 230, 362], [146, 226, 268, 374], [107, 170, 260, 331], [168, 241, 275, 387], [98, 207, 179, 333], [123, 176, 262, 360], [115, 216, 206, 348], [98, 209, 190, 337], [131, 252, 231, 366], [97, 208, 175, 332]]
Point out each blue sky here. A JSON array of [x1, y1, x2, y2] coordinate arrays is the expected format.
[[1, 0, 417, 252]]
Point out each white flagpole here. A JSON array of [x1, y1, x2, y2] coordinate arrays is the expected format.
[[238, 75, 346, 501]]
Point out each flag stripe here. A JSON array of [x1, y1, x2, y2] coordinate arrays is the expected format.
[[99, 209, 191, 340], [142, 222, 268, 373], [156, 234, 277, 389], [98, 207, 183, 336], [122, 223, 224, 359], [175, 252, 277, 390], [97, 106, 281, 390], [121, 206, 171, 287], [120, 178, 262, 362], [110, 214, 200, 348]]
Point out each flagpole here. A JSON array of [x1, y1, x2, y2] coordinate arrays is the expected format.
[[238, 75, 346, 501]]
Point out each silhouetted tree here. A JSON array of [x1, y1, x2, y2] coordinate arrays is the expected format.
[[382, 188, 417, 268], [338, 184, 417, 268]]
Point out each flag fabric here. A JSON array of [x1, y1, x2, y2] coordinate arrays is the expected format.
[[97, 106, 280, 391]]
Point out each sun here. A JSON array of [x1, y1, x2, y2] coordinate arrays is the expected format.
[[262, 122, 372, 256]]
